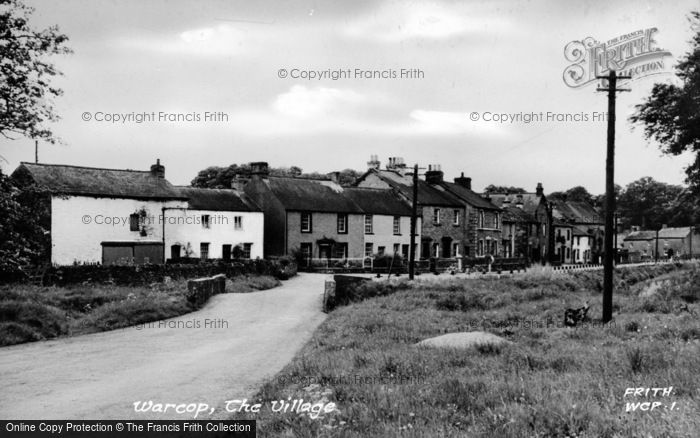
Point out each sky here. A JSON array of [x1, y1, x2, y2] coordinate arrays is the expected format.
[[1, 0, 698, 194]]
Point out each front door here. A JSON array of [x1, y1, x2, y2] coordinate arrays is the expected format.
[[222, 244, 232, 261]]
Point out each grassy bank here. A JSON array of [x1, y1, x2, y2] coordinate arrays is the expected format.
[[0, 275, 280, 346], [240, 263, 700, 437]]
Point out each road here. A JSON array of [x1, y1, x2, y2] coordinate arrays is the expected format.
[[0, 273, 327, 420]]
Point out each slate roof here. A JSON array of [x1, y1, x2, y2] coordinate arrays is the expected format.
[[573, 225, 594, 236], [12, 162, 186, 200], [658, 227, 692, 239], [501, 206, 536, 223], [625, 230, 657, 241], [553, 201, 603, 224], [176, 187, 261, 212], [439, 181, 500, 210], [343, 187, 412, 216], [265, 177, 364, 213], [487, 192, 544, 215], [364, 170, 464, 207]]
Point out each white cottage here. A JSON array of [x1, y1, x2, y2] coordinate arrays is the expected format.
[[165, 187, 264, 261], [11, 160, 264, 265]]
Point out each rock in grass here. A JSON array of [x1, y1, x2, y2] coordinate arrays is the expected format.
[[416, 332, 510, 349]]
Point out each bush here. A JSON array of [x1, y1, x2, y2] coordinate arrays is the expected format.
[[0, 300, 67, 343], [326, 276, 410, 310]]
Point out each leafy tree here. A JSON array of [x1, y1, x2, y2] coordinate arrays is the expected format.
[[483, 184, 526, 194], [0, 169, 50, 271], [617, 177, 685, 229], [191, 164, 362, 188], [548, 186, 595, 204], [630, 11, 700, 189], [0, 0, 72, 143]]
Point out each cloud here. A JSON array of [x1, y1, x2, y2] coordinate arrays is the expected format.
[[272, 85, 367, 118], [344, 2, 511, 42], [226, 85, 509, 139], [117, 24, 251, 56]]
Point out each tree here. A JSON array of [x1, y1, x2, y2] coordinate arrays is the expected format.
[[617, 177, 685, 229], [548, 186, 595, 204], [191, 164, 363, 188], [0, 0, 72, 143], [0, 169, 50, 271], [483, 184, 526, 194], [630, 11, 700, 189]]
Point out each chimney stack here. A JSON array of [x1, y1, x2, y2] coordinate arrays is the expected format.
[[515, 194, 524, 209], [386, 157, 407, 174], [328, 171, 340, 184], [454, 172, 471, 190], [250, 161, 269, 178], [425, 164, 444, 185], [367, 155, 381, 171], [150, 159, 165, 178], [536, 182, 544, 197]]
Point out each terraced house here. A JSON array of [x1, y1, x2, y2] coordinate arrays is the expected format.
[[484, 184, 549, 262], [241, 162, 419, 267], [355, 157, 468, 259], [424, 169, 503, 258]]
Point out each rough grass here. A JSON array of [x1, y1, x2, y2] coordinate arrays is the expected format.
[[238, 263, 700, 437], [0, 275, 280, 346]]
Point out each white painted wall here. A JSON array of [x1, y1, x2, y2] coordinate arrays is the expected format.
[[51, 195, 186, 265], [572, 235, 592, 263], [164, 209, 264, 260]]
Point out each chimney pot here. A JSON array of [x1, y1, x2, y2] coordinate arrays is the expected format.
[[425, 165, 444, 185], [150, 159, 165, 178], [536, 182, 544, 197], [454, 173, 472, 190]]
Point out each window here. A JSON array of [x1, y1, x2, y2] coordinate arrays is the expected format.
[[200, 242, 209, 260], [557, 229, 562, 238], [402, 244, 410, 259], [477, 240, 484, 256], [129, 213, 140, 232], [479, 211, 485, 228], [365, 243, 373, 257], [566, 230, 570, 240], [393, 243, 400, 254], [301, 212, 312, 233], [365, 215, 373, 234], [333, 243, 348, 259], [300, 243, 312, 266], [243, 243, 252, 259], [393, 216, 401, 235], [202, 214, 210, 229], [377, 246, 385, 256], [234, 216, 243, 230], [494, 213, 500, 229], [432, 243, 440, 258], [337, 214, 348, 234], [453, 210, 460, 226], [452, 242, 459, 257], [433, 208, 441, 225]]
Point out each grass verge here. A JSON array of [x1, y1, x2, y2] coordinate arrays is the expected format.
[[0, 274, 281, 346], [238, 263, 700, 437]]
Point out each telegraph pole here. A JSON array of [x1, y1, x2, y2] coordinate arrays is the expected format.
[[408, 164, 419, 280], [597, 70, 630, 323], [35, 140, 38, 163]]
